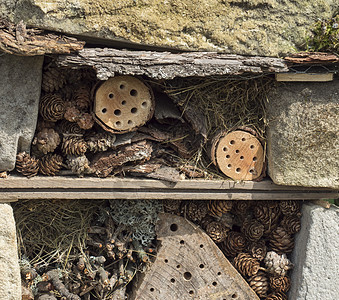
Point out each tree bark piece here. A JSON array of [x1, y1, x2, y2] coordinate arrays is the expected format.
[[90, 140, 153, 177], [129, 213, 259, 300], [210, 130, 264, 181], [0, 18, 84, 56], [56, 48, 288, 80]]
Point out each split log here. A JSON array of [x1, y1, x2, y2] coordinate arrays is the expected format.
[[0, 18, 84, 56], [56, 48, 289, 80], [93, 76, 155, 133], [209, 129, 265, 181], [90, 140, 153, 177], [129, 213, 259, 300]]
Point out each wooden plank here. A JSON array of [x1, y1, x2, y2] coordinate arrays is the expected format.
[[0, 197, 18, 203], [0, 190, 337, 201], [0, 176, 335, 191], [275, 73, 333, 82], [130, 213, 259, 300], [56, 48, 288, 80]]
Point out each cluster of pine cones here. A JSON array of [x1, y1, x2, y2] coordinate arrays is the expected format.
[[163, 199, 302, 300], [16, 66, 118, 177]]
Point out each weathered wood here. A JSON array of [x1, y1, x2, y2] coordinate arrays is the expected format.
[[275, 73, 333, 82], [130, 213, 259, 300], [0, 19, 84, 56], [284, 52, 339, 64], [56, 48, 289, 80]]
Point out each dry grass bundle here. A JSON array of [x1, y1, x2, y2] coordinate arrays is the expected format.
[[163, 75, 273, 140], [13, 199, 103, 269]]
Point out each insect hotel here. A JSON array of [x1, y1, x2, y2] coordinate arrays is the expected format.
[[0, 1, 338, 300]]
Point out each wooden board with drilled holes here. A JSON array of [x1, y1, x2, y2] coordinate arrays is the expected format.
[[130, 213, 259, 300], [215, 131, 264, 181], [94, 76, 154, 133]]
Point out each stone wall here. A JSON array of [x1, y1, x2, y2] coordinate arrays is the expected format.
[[1, 0, 337, 56]]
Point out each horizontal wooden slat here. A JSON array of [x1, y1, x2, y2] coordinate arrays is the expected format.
[[0, 176, 337, 201], [275, 73, 333, 82]]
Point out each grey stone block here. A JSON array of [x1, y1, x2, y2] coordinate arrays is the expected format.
[[0, 54, 43, 171], [290, 203, 339, 300], [0, 203, 21, 300], [267, 80, 339, 188]]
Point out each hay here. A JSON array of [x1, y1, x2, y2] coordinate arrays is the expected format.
[[13, 199, 103, 269], [158, 75, 274, 178]]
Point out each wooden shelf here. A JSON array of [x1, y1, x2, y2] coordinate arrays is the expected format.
[[0, 176, 337, 202]]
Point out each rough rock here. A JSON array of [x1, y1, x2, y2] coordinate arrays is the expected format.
[[0, 203, 21, 300], [290, 203, 339, 300], [0, 54, 43, 171], [1, 0, 337, 56], [267, 80, 339, 188]]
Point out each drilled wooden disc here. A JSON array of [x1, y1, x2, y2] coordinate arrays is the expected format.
[[215, 130, 264, 180], [94, 76, 154, 133]]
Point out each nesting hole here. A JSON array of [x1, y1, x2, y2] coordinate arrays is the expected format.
[[230, 140, 235, 145], [189, 291, 194, 295], [121, 100, 127, 105], [128, 120, 133, 125], [119, 84, 125, 89], [184, 272, 192, 281], [249, 169, 255, 174], [226, 154, 230, 159], [101, 108, 107, 114], [171, 278, 175, 283], [142, 101, 147, 107], [212, 281, 217, 286], [164, 259, 168, 263], [131, 107, 138, 114], [200, 244, 204, 248], [240, 156, 244, 160], [170, 224, 178, 232], [108, 93, 114, 99], [232, 293, 238, 298], [253, 156, 257, 161], [217, 272, 221, 276], [223, 147, 227, 152], [114, 109, 121, 116], [199, 264, 204, 269], [241, 137, 246, 141], [150, 288, 154, 292], [180, 240, 185, 245], [176, 265, 180, 269], [130, 89, 138, 96], [236, 168, 241, 173], [250, 145, 255, 149], [115, 121, 121, 127], [235, 149, 240, 153], [227, 164, 232, 168]]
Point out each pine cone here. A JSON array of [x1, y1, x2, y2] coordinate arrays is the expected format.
[[269, 227, 294, 254], [186, 201, 208, 223], [242, 218, 264, 242], [57, 84, 74, 102], [39, 154, 63, 176], [264, 251, 293, 277], [200, 215, 216, 230], [66, 155, 92, 176], [249, 240, 267, 261], [280, 215, 301, 235], [36, 120, 55, 132], [64, 106, 81, 123], [57, 120, 85, 135], [77, 113, 95, 130], [266, 292, 287, 300], [280, 200, 301, 216], [16, 152, 39, 178], [232, 200, 252, 216], [247, 270, 269, 298], [208, 200, 233, 217], [253, 203, 280, 235], [163, 200, 181, 214], [73, 86, 91, 110], [270, 275, 291, 293], [233, 253, 260, 277], [42, 68, 66, 92], [32, 128, 60, 155], [86, 132, 117, 152], [61, 136, 88, 156], [205, 221, 230, 243], [218, 212, 234, 229], [39, 94, 65, 122], [221, 231, 247, 257]]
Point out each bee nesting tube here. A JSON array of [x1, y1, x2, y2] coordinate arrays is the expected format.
[[93, 76, 155, 133], [210, 130, 265, 181]]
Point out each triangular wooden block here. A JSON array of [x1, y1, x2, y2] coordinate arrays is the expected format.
[[130, 213, 259, 300]]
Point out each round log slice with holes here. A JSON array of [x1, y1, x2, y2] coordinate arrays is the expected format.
[[93, 76, 155, 133], [211, 130, 264, 181]]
